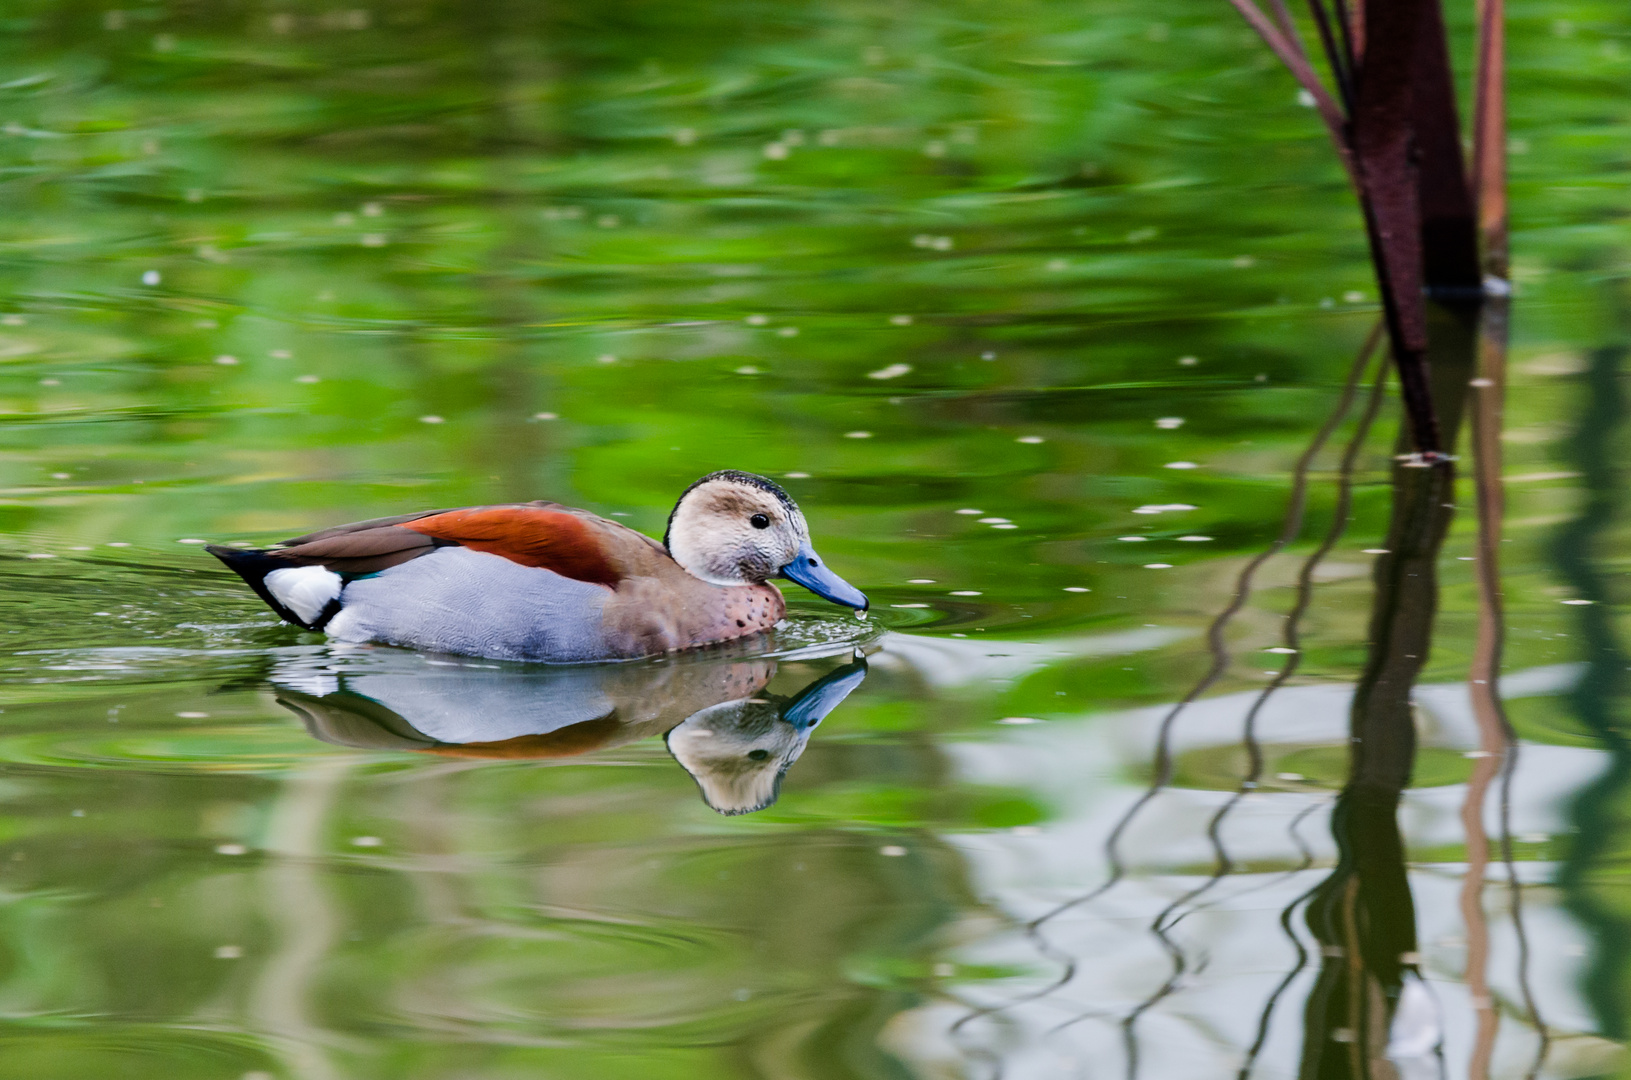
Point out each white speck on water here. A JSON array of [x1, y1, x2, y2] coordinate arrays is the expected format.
[[844, 430, 872, 439], [954, 508, 982, 515], [362, 201, 383, 217], [1277, 772, 1306, 782], [892, 603, 930, 609], [745, 314, 769, 325], [1464, 750, 1494, 759], [270, 349, 292, 359], [71, 809, 85, 817], [1457, 556, 1476, 561], [419, 415, 444, 424], [923, 140, 947, 157], [1562, 599, 1595, 605], [39, 378, 60, 386], [334, 212, 356, 226], [998, 717, 1041, 725], [1296, 89, 1316, 107], [360, 233, 387, 247], [1320, 297, 1336, 308], [595, 215, 620, 229], [1144, 563, 1173, 569], [868, 363, 912, 379], [177, 538, 207, 545], [735, 365, 761, 375], [214, 945, 243, 959], [533, 412, 558, 420], [24, 553, 54, 560], [1017, 435, 1045, 444], [880, 845, 908, 857], [295, 374, 320, 383], [889, 314, 913, 325], [179, 711, 210, 718], [93, 611, 111, 616], [1344, 290, 1366, 303], [977, 517, 1009, 524], [673, 127, 697, 145], [1265, 647, 1299, 654], [776, 326, 798, 337], [70, 546, 91, 551], [1178, 355, 1198, 366], [214, 354, 239, 366], [908, 579, 936, 584], [933, 962, 957, 977], [107, 542, 130, 547], [991, 523, 1018, 529], [1177, 535, 1213, 542], [1470, 377, 1494, 387], [1155, 417, 1185, 429], [141, 270, 161, 286], [351, 836, 383, 847], [1232, 255, 1256, 268], [949, 590, 982, 596], [1046, 258, 1068, 271], [1164, 461, 1199, 469], [596, 354, 617, 364], [215, 843, 246, 855], [1064, 586, 1091, 593], [1118, 536, 1149, 542], [1133, 503, 1197, 514], [784, 471, 810, 479], [980, 351, 997, 360], [1, 314, 24, 326], [763, 142, 789, 159], [1363, 548, 1390, 554]]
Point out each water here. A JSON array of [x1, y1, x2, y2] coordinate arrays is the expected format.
[[1, 2, 1629, 1077]]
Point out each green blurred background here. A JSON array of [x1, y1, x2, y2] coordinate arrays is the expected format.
[[0, 1, 1628, 1077]]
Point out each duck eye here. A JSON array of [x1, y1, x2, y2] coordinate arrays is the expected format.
[[747, 749, 770, 761], [749, 513, 770, 529]]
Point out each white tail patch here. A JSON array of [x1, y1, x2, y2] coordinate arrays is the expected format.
[[265, 566, 343, 625]]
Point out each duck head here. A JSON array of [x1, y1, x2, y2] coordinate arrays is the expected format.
[[664, 470, 868, 611]]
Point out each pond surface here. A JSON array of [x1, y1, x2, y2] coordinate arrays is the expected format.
[[2, 2, 1630, 1078]]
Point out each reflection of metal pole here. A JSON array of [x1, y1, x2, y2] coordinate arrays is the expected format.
[[1554, 342, 1631, 1044], [250, 758, 352, 1080], [1297, 305, 1475, 1079], [1460, 294, 1510, 1080]]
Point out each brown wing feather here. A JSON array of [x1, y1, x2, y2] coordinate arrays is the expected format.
[[400, 506, 624, 586]]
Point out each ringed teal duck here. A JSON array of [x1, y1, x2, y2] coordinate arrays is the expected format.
[[208, 470, 868, 662]]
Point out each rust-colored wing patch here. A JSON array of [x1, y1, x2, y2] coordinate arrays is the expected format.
[[399, 507, 623, 586]]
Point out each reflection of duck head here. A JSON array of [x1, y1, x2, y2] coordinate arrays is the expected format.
[[271, 646, 867, 815], [665, 658, 866, 815]]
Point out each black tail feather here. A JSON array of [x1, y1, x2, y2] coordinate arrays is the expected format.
[[206, 545, 326, 630]]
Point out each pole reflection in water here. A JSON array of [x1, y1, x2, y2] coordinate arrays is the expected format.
[[1296, 306, 1475, 1080], [1555, 334, 1631, 1048], [269, 646, 867, 816]]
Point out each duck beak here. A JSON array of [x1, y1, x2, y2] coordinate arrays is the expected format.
[[780, 657, 868, 730], [779, 542, 869, 611]]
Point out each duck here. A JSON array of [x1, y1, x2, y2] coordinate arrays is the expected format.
[[208, 470, 868, 663]]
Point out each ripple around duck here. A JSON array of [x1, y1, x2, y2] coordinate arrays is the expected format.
[[375, 915, 770, 1039], [0, 720, 325, 773]]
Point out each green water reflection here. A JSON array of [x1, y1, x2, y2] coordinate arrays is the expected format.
[[1, 1, 1629, 1077]]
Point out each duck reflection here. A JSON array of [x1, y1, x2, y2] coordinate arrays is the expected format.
[[271, 647, 866, 815], [666, 659, 866, 815]]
